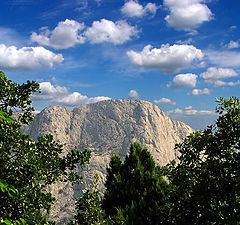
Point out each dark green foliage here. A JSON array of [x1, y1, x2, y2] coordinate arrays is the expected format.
[[0, 162, 26, 225], [165, 97, 240, 224], [0, 72, 91, 224], [102, 143, 170, 225], [73, 189, 105, 225], [0, 111, 26, 225], [70, 174, 107, 225]]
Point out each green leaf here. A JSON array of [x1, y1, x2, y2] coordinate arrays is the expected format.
[[19, 219, 25, 225], [0, 111, 8, 117]]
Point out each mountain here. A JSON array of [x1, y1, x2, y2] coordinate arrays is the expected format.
[[24, 99, 193, 224]]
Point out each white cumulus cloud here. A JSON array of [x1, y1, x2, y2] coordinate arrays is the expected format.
[[32, 82, 68, 100], [31, 19, 85, 50], [167, 73, 197, 88], [191, 88, 211, 95], [121, 0, 157, 18], [54, 92, 111, 106], [31, 19, 138, 48], [127, 44, 203, 73], [154, 97, 176, 105], [200, 67, 238, 80], [32, 82, 111, 106], [228, 40, 239, 49], [128, 90, 139, 99], [85, 19, 138, 44], [0, 44, 63, 71], [164, 0, 213, 31]]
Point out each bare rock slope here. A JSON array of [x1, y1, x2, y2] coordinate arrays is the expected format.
[[26, 99, 193, 224]]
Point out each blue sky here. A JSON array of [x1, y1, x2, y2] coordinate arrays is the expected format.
[[0, 0, 239, 129]]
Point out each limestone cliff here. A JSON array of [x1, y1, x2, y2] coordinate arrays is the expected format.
[[25, 99, 193, 224]]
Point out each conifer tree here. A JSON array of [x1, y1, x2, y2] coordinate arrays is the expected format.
[[102, 142, 170, 225]]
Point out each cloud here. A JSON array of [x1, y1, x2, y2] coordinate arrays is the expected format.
[[75, 0, 88, 11], [191, 88, 211, 95], [127, 44, 203, 74], [121, 0, 157, 18], [200, 67, 238, 80], [31, 19, 138, 48], [167, 105, 216, 129], [223, 80, 240, 86], [227, 40, 239, 49], [167, 105, 215, 116], [32, 82, 111, 106], [200, 67, 239, 87], [205, 79, 240, 87], [176, 38, 194, 45], [85, 19, 138, 44], [154, 97, 176, 105], [164, 0, 213, 31], [54, 92, 110, 106], [167, 73, 197, 88], [128, 90, 139, 99], [196, 67, 240, 87], [205, 50, 240, 67], [230, 25, 237, 30], [95, 0, 103, 5], [0, 44, 63, 71], [0, 27, 24, 46], [166, 105, 217, 130], [32, 82, 68, 100], [31, 19, 85, 49]]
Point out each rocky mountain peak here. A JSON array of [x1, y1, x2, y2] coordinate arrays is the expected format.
[[25, 99, 193, 224]]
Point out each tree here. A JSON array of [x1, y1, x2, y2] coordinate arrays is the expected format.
[[102, 142, 170, 225], [69, 174, 114, 225], [70, 172, 128, 225], [0, 113, 25, 225], [0, 72, 91, 224], [165, 97, 240, 224]]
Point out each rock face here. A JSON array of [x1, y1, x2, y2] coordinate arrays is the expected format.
[[25, 99, 193, 224]]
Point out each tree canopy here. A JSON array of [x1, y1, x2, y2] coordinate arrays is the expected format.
[[0, 72, 91, 224], [165, 96, 240, 224], [102, 142, 170, 225]]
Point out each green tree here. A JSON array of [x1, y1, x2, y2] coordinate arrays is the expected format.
[[0, 179, 25, 225], [0, 72, 91, 224], [102, 142, 170, 225], [69, 174, 111, 225], [70, 173, 127, 225], [0, 110, 26, 225], [165, 97, 240, 224]]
